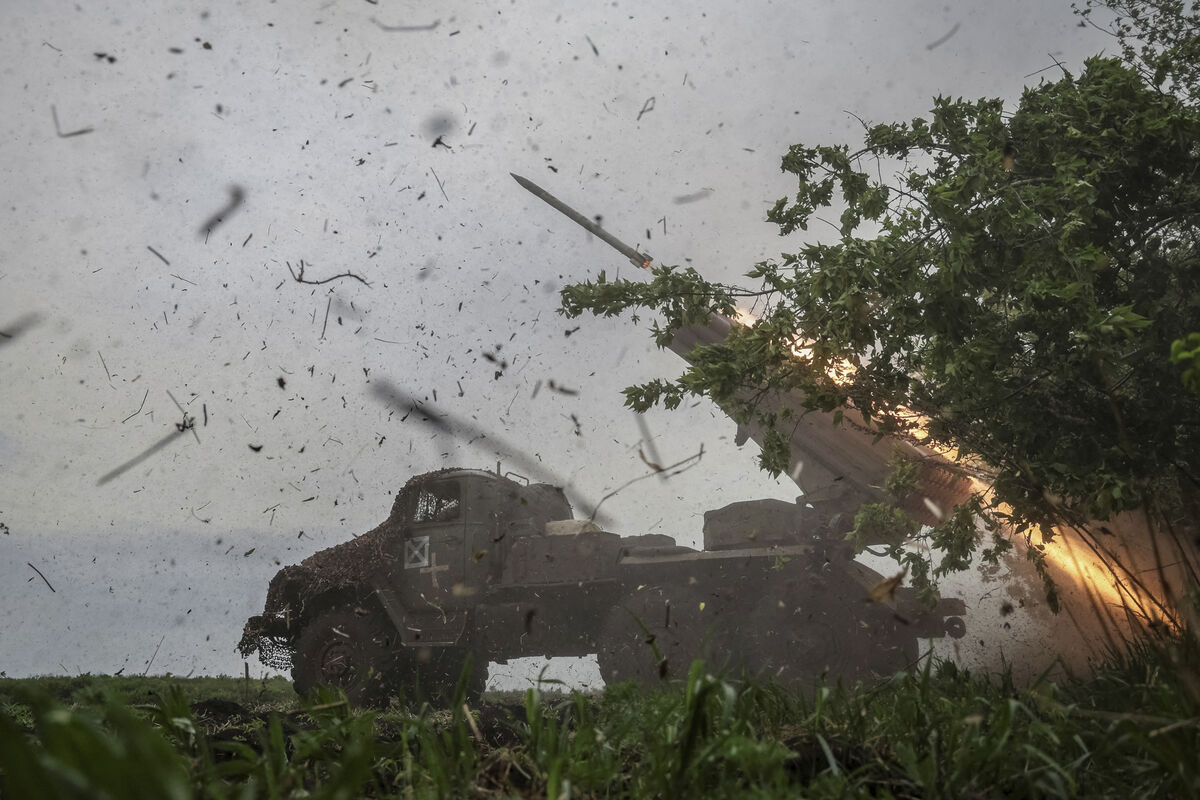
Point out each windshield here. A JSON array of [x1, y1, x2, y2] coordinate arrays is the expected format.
[[411, 481, 461, 524]]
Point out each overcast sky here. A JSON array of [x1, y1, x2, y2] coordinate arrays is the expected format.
[[0, 0, 1113, 686]]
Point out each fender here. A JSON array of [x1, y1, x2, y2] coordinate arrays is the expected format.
[[374, 584, 469, 647]]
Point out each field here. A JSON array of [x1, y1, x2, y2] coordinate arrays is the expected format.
[[1, 637, 1198, 799]]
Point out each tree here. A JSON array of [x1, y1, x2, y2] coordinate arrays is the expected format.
[[560, 0, 1200, 620]]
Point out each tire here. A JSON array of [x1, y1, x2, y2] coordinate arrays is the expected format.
[[744, 567, 917, 693], [749, 588, 874, 690], [291, 607, 397, 706], [596, 586, 736, 689]]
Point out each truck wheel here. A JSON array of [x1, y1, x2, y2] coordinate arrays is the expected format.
[[749, 595, 843, 688], [746, 575, 915, 692], [291, 607, 395, 706], [596, 587, 733, 689]]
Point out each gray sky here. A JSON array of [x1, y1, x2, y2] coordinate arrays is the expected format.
[[0, 0, 1113, 685]]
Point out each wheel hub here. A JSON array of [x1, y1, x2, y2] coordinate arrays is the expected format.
[[320, 642, 359, 686]]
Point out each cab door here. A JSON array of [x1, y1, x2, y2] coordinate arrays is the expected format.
[[379, 476, 472, 647], [399, 476, 468, 615]]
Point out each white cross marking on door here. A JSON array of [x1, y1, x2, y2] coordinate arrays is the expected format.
[[421, 551, 450, 588], [404, 536, 429, 569]]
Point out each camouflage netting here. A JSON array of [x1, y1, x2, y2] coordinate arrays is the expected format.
[[240, 623, 295, 671], [237, 530, 394, 667], [289, 518, 397, 598], [239, 472, 440, 665], [267, 471, 442, 605]]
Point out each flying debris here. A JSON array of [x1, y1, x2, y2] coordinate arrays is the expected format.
[[925, 22, 961, 51], [867, 567, 908, 605], [634, 412, 668, 481], [287, 259, 370, 286], [97, 428, 188, 485], [97, 391, 199, 484], [922, 496, 945, 521], [0, 312, 43, 346], [673, 189, 712, 204], [371, 17, 440, 32], [50, 105, 93, 137], [369, 378, 608, 522], [198, 184, 246, 239]]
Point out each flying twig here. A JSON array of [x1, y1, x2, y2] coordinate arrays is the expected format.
[[638, 449, 663, 471], [51, 105, 93, 137], [167, 390, 200, 444], [191, 502, 212, 524], [371, 17, 440, 32], [122, 388, 149, 423], [98, 351, 113, 385], [588, 445, 704, 522], [320, 296, 332, 339], [430, 168, 449, 201], [287, 259, 370, 286], [100, 391, 198, 484], [143, 634, 166, 676], [1045, 52, 1072, 78], [925, 22, 960, 50], [634, 413, 667, 481], [27, 563, 55, 592]]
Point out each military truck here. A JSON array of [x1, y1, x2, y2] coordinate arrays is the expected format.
[[239, 465, 965, 705]]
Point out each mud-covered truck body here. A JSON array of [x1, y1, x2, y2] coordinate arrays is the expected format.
[[240, 466, 965, 704]]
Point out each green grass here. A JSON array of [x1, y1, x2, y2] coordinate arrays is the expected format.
[[0, 674, 296, 715], [1, 635, 1198, 799]]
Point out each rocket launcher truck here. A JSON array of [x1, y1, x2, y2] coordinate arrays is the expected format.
[[238, 176, 972, 705], [239, 465, 966, 705]]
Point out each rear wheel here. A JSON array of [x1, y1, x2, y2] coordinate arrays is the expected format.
[[292, 607, 396, 706], [743, 567, 917, 693], [596, 586, 736, 688]]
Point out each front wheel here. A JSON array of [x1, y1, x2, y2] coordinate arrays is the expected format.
[[742, 568, 917, 693], [291, 607, 396, 706]]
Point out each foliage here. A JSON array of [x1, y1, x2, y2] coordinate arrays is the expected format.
[[1077, 0, 1200, 104], [559, 1, 1200, 606], [1171, 331, 1200, 393], [845, 456, 1006, 608], [2, 642, 1199, 797]]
